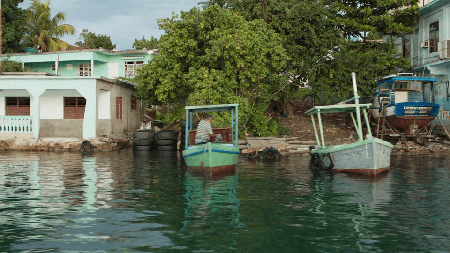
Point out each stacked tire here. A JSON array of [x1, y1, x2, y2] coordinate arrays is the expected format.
[[133, 129, 155, 151], [156, 130, 178, 151], [180, 120, 198, 151]]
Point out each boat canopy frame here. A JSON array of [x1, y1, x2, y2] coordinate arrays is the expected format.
[[375, 76, 437, 106], [184, 104, 239, 150], [306, 103, 373, 149]]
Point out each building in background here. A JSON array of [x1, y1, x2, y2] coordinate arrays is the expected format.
[[388, 0, 450, 135], [0, 49, 157, 139]]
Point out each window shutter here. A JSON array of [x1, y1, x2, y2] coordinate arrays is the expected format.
[[6, 97, 30, 116], [116, 97, 123, 119], [131, 96, 136, 110], [64, 97, 86, 119]]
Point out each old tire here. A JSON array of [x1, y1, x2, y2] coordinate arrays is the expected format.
[[81, 140, 91, 151], [156, 130, 178, 140], [156, 145, 178, 151], [153, 120, 164, 129], [133, 129, 155, 140], [134, 139, 156, 146], [260, 147, 282, 160], [320, 153, 334, 170], [180, 120, 198, 129], [311, 153, 320, 167], [134, 145, 153, 151], [156, 139, 177, 146]]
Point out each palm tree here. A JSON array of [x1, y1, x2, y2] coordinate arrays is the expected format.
[[24, 0, 75, 52]]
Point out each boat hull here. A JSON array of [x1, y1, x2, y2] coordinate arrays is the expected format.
[[370, 102, 439, 133], [182, 142, 239, 175], [383, 115, 434, 134], [311, 138, 392, 176]]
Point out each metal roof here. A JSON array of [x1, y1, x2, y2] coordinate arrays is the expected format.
[[375, 76, 437, 85], [185, 104, 239, 113]]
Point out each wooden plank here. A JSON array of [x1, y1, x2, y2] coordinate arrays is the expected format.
[[287, 140, 316, 145], [290, 144, 316, 149], [288, 148, 310, 154], [238, 140, 247, 145]]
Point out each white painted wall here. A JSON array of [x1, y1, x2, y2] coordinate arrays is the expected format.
[[0, 97, 5, 116], [98, 89, 111, 119], [40, 97, 64, 119], [108, 62, 119, 79], [40, 90, 83, 119]]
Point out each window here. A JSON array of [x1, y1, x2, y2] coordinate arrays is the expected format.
[[402, 39, 411, 58], [429, 21, 439, 53], [116, 97, 123, 119], [131, 95, 137, 110], [124, 61, 144, 78], [79, 63, 91, 76], [393, 81, 423, 92], [64, 97, 86, 119], [6, 97, 30, 116]]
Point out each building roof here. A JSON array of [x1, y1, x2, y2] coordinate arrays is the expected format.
[[420, 0, 448, 14], [1, 48, 158, 57], [0, 72, 137, 87]]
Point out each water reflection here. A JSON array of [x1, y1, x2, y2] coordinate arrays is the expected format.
[[0, 150, 449, 252]]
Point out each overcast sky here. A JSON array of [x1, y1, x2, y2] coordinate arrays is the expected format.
[[19, 0, 202, 50]]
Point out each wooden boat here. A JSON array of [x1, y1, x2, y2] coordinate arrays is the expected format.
[[370, 75, 439, 134], [182, 104, 240, 175], [306, 73, 393, 177]]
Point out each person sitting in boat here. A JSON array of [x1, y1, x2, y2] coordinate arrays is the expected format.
[[195, 114, 222, 144]]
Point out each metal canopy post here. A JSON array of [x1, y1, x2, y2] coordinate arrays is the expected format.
[[231, 109, 234, 144], [235, 105, 239, 147], [352, 72, 364, 141], [317, 110, 325, 147], [363, 109, 372, 137], [185, 109, 189, 150], [310, 114, 321, 148], [350, 112, 362, 141]]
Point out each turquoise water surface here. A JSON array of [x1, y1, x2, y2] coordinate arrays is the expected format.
[[0, 149, 449, 252]]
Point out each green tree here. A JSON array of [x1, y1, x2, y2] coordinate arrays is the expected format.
[[203, 0, 418, 103], [1, 58, 26, 72], [135, 5, 287, 136], [132, 36, 159, 50], [1, 0, 27, 53], [75, 29, 116, 50], [23, 0, 75, 52]]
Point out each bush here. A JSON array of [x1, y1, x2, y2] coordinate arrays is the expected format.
[[277, 125, 291, 136]]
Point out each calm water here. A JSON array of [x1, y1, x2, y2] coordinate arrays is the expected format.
[[1, 149, 449, 252]]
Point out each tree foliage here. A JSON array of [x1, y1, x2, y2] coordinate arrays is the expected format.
[[135, 5, 287, 136], [203, 0, 418, 102], [1, 0, 27, 53], [1, 58, 26, 72], [23, 0, 75, 52], [75, 29, 116, 50], [132, 36, 159, 50]]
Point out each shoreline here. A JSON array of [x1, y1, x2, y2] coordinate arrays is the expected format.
[[0, 135, 448, 154]]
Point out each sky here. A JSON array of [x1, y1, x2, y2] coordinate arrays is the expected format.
[[19, 0, 203, 50]]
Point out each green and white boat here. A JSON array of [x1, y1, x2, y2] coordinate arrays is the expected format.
[[306, 73, 393, 176], [182, 104, 240, 175]]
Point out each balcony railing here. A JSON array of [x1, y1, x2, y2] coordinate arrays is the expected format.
[[0, 116, 33, 133], [419, 0, 437, 8]]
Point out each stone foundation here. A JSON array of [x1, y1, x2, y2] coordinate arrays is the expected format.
[[0, 136, 133, 152]]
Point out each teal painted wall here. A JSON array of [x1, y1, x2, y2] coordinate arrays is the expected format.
[[2, 50, 154, 78]]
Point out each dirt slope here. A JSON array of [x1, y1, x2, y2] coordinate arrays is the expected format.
[[276, 100, 358, 145]]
